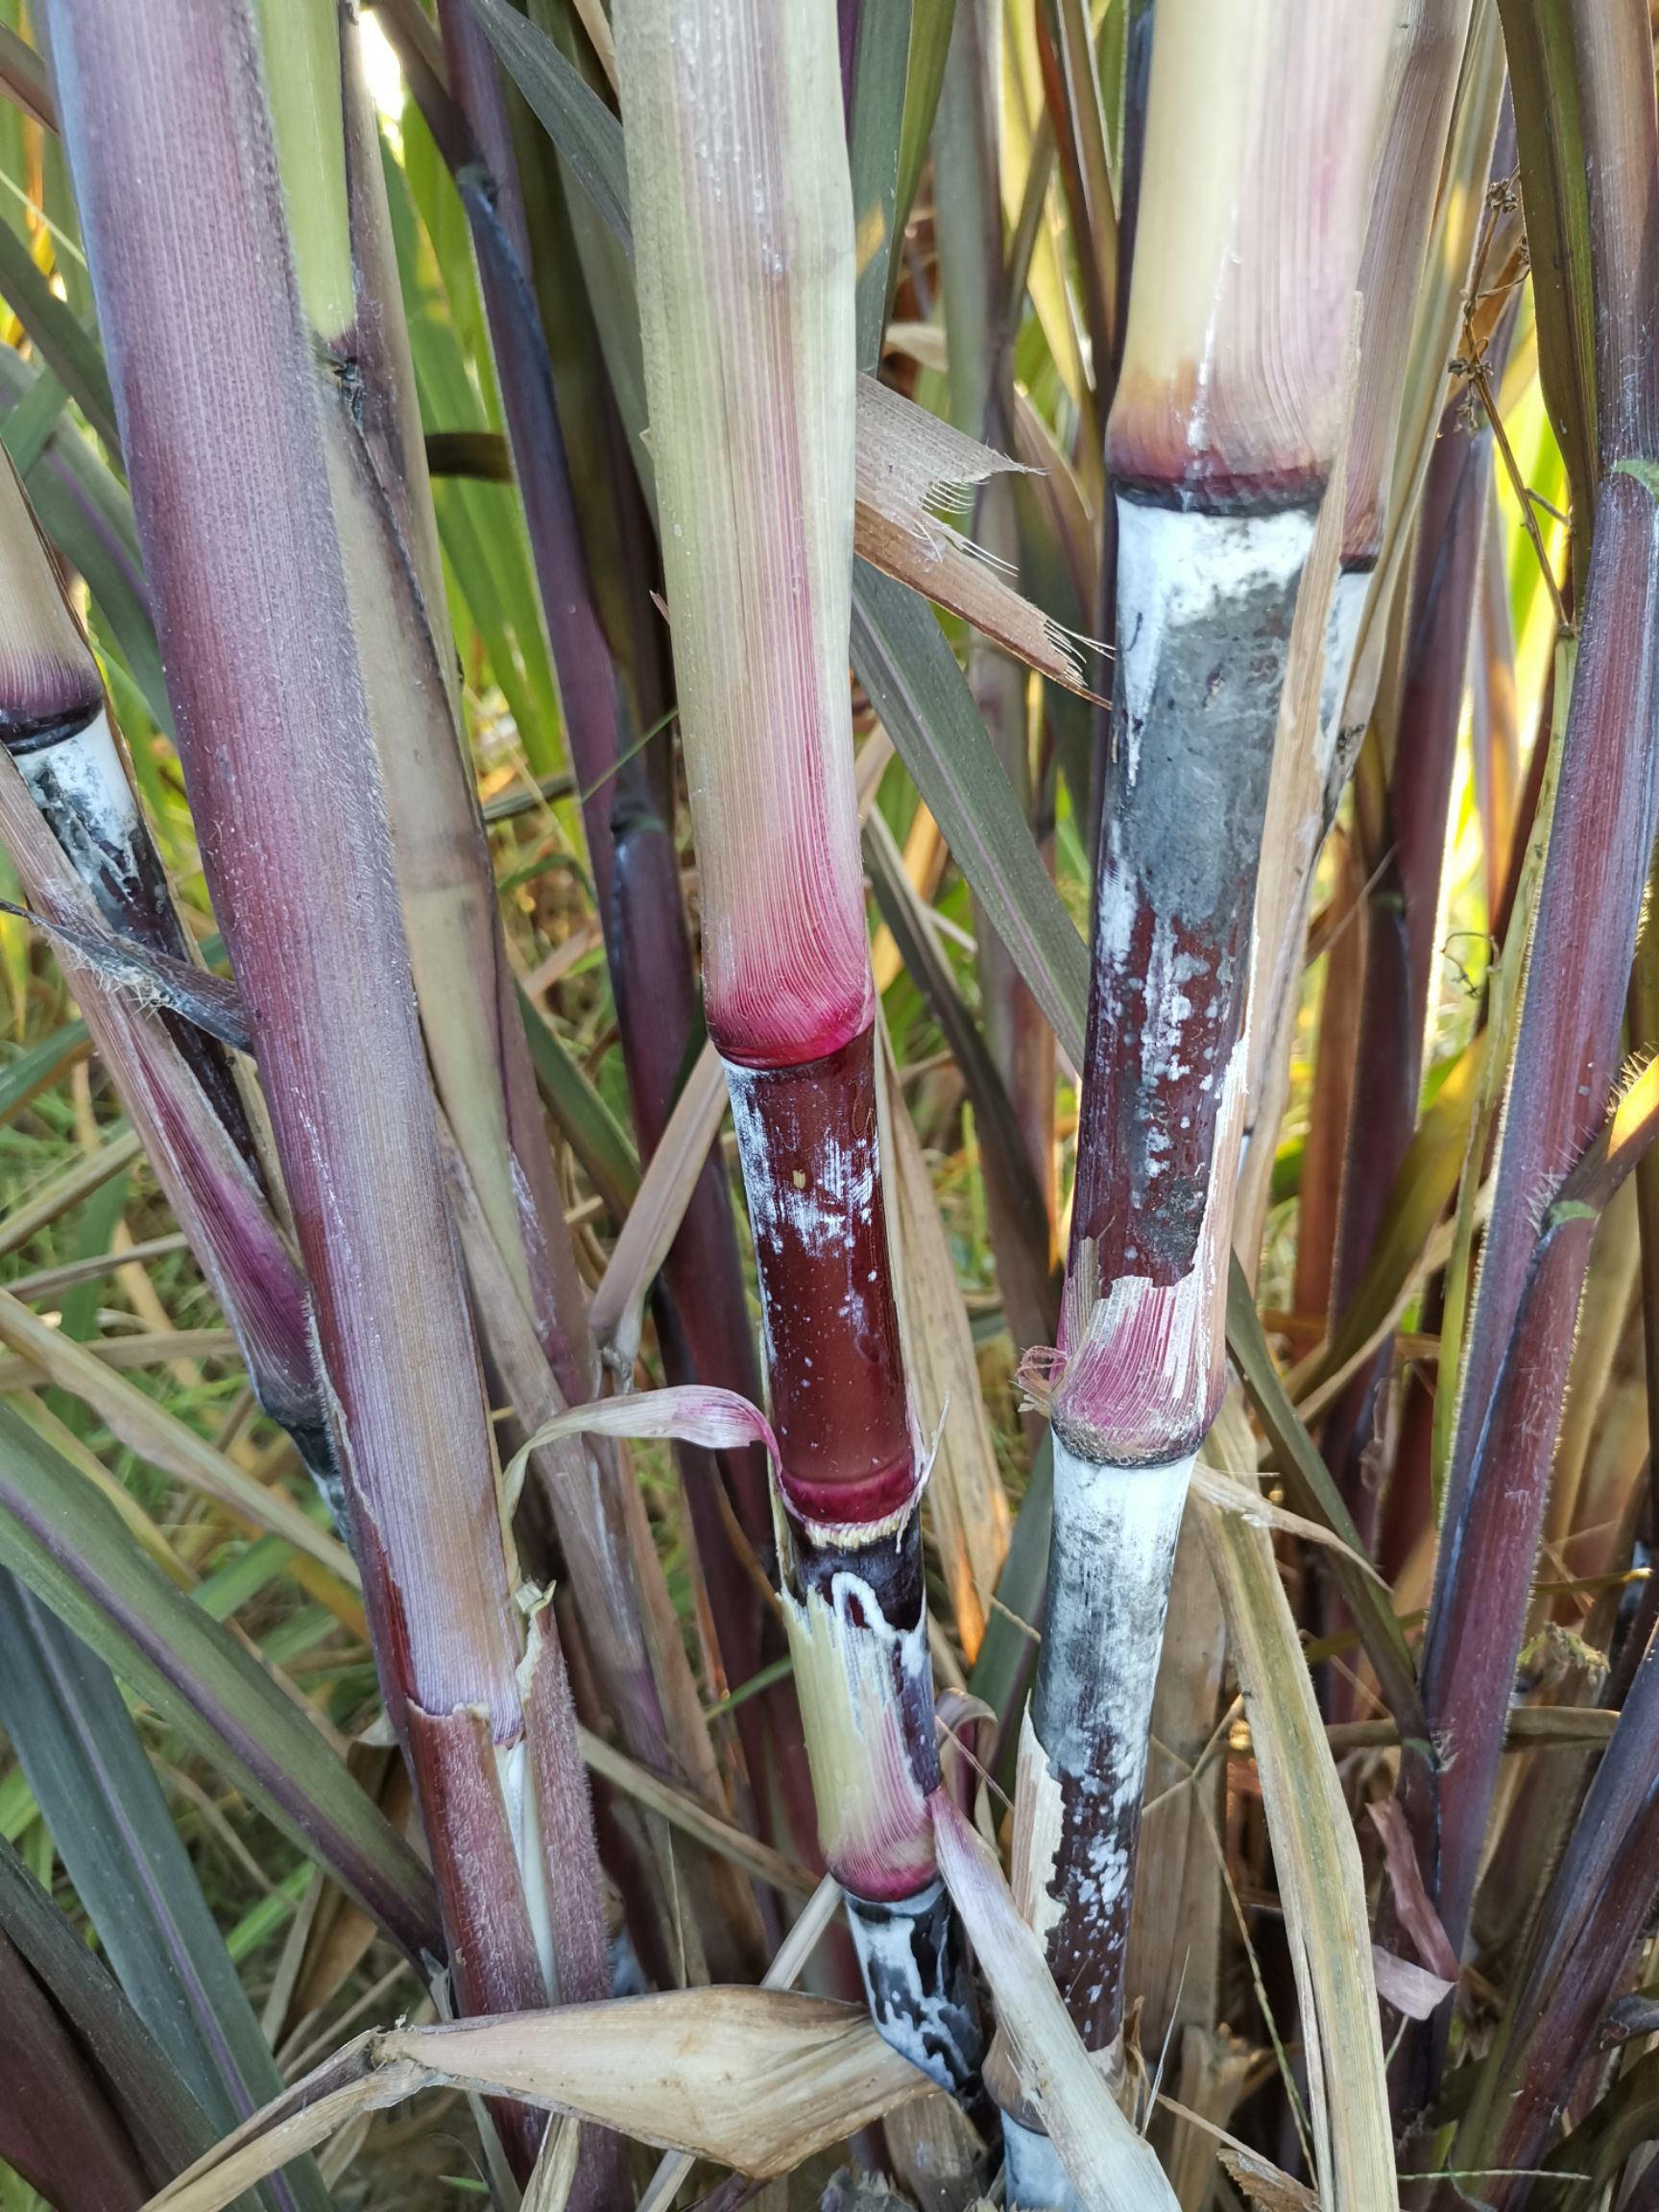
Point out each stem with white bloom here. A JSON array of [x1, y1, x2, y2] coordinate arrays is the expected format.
[[1002, 4, 1396, 2177]]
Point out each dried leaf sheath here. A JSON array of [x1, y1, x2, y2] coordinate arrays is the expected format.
[[614, 0, 983, 2106], [0, 461, 252, 1160], [616, 0, 868, 1072]]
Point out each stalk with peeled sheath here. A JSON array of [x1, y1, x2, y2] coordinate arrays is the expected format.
[[614, 0, 986, 2116], [44, 2, 615, 2191], [999, 6, 1392, 2194]]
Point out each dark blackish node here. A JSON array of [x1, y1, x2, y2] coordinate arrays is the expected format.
[[0, 701, 102, 756], [1106, 464, 1328, 517], [790, 1500, 926, 1618], [284, 1415, 351, 1538]]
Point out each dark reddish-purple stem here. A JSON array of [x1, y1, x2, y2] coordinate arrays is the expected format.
[[1323, 393, 1496, 1549], [1405, 3, 1659, 1990], [1457, 1617, 1659, 2207], [43, 10, 613, 2189]]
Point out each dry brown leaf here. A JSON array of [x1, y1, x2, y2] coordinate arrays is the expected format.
[[588, 1038, 730, 1378], [878, 1022, 1010, 1661], [1198, 1472, 1397, 2212], [1157, 2096, 1318, 2212], [144, 1989, 930, 2212], [1216, 2144, 1321, 2212]]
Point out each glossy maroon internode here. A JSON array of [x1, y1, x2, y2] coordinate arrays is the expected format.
[[725, 1027, 916, 1527]]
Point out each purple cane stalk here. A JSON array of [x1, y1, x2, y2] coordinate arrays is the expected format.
[[1401, 1, 1659, 2015], [43, 1, 614, 2185]]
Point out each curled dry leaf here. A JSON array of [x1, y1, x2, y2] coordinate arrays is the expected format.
[[1187, 1462, 1390, 1588], [143, 1989, 931, 2212], [1216, 2144, 1321, 2212], [1365, 1797, 1459, 1983], [1156, 2097, 1318, 2212], [503, 1383, 781, 1508]]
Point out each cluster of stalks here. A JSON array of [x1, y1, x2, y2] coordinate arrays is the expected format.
[[6, 3, 1659, 2211]]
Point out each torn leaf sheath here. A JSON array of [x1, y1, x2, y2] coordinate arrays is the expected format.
[[403, 1695, 618, 2195], [783, 1508, 940, 1902], [1315, 560, 1373, 821], [1013, 1440, 1193, 2056], [1057, 495, 1313, 1462], [0, 747, 323, 1462], [784, 1505, 987, 2106], [3, 706, 253, 1148]]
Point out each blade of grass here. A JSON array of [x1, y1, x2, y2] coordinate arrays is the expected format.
[[1228, 1262, 1424, 1740], [0, 1400, 442, 1961], [0, 1287, 351, 1581], [0, 1575, 330, 2212], [0, 212, 120, 454], [852, 561, 1089, 1072]]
